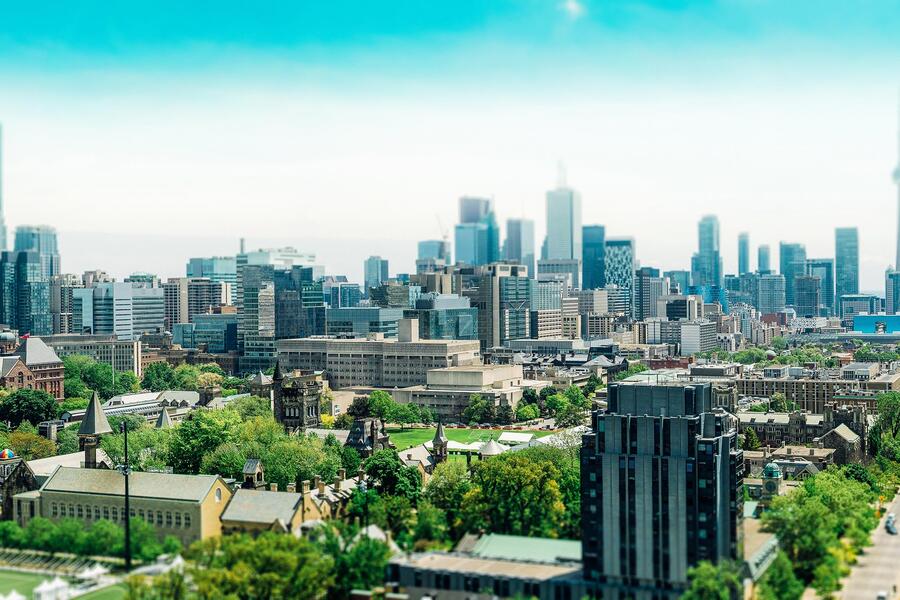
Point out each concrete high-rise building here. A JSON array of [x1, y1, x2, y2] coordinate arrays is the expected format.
[[633, 267, 670, 321], [545, 185, 582, 261], [273, 267, 326, 340], [238, 264, 276, 373], [580, 382, 743, 597], [363, 256, 390, 297], [758, 273, 786, 315], [49, 273, 83, 334], [835, 227, 859, 313], [0, 251, 52, 335], [73, 282, 164, 341], [461, 263, 530, 350], [14, 225, 60, 278], [794, 275, 822, 318], [503, 218, 535, 276], [738, 232, 750, 275], [0, 125, 7, 251], [187, 256, 237, 302], [455, 211, 500, 267], [680, 319, 717, 355], [779, 242, 807, 307], [690, 215, 723, 288], [582, 225, 606, 290], [417, 240, 450, 262], [163, 277, 229, 328], [806, 258, 835, 316], [757, 244, 771, 273]]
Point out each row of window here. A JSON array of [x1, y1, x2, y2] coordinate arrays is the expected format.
[[50, 502, 192, 529]]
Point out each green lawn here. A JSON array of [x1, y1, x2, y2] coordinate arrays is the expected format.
[[387, 427, 553, 451], [0, 569, 52, 595], [80, 583, 127, 600]]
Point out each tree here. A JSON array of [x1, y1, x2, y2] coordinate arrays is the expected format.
[[413, 500, 448, 547], [347, 395, 372, 417], [229, 395, 272, 420], [334, 413, 354, 429], [368, 390, 395, 420], [743, 427, 761, 451], [563, 385, 590, 409], [583, 373, 602, 396], [173, 364, 201, 391], [516, 403, 539, 422], [83, 519, 123, 557], [364, 449, 422, 502], [772, 336, 788, 351], [24, 517, 58, 553], [0, 389, 56, 427], [101, 426, 173, 472], [769, 392, 794, 412], [56, 397, 89, 418], [462, 394, 493, 424], [196, 372, 223, 389], [460, 452, 565, 537], [495, 404, 514, 425], [0, 520, 24, 548], [424, 461, 472, 539], [757, 551, 804, 600], [142, 362, 177, 392], [9, 426, 56, 460], [521, 387, 539, 406], [309, 523, 390, 600], [554, 403, 585, 428], [197, 363, 225, 376], [187, 532, 334, 600], [682, 560, 742, 600], [545, 393, 569, 416], [169, 409, 243, 473]]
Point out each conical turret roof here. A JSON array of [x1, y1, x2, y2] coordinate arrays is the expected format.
[[155, 407, 173, 429], [432, 421, 448, 445], [78, 392, 113, 436]]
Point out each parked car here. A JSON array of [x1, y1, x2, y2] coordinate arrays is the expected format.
[[886, 513, 897, 535]]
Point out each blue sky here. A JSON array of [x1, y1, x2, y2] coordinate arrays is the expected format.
[[0, 1, 898, 288]]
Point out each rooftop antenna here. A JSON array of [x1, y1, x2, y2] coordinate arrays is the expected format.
[[239, 237, 246, 254]]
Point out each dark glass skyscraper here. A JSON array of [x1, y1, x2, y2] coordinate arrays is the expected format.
[[779, 242, 807, 307], [504, 219, 536, 277], [0, 250, 52, 335], [806, 258, 835, 316], [835, 227, 859, 311], [582, 225, 606, 290], [737, 232, 750, 275], [14, 225, 60, 278]]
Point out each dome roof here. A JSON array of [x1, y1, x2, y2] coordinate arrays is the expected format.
[[763, 462, 782, 478], [0, 448, 15, 459]]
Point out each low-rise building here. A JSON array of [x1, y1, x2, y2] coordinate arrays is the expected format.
[[39, 334, 142, 377]]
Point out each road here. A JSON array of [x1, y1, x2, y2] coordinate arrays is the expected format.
[[840, 494, 900, 600]]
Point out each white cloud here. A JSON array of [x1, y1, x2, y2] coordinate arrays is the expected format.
[[561, 0, 585, 19]]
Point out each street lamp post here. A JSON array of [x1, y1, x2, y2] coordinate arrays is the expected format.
[[117, 421, 132, 572], [359, 480, 369, 530]]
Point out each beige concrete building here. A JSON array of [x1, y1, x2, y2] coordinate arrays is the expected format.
[[41, 334, 143, 377], [736, 371, 900, 414], [275, 335, 481, 389], [392, 364, 549, 421], [13, 467, 232, 546]]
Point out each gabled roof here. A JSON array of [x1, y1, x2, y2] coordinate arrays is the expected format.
[[248, 370, 272, 386], [42, 466, 222, 502], [242, 458, 262, 475], [0, 356, 23, 377], [479, 439, 508, 457], [220, 488, 302, 525], [79, 392, 113, 436], [828, 423, 860, 443], [14, 337, 62, 366]]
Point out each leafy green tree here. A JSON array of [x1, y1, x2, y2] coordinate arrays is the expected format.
[[310, 523, 390, 600], [142, 362, 177, 392], [200, 441, 248, 479], [772, 336, 788, 351], [341, 444, 362, 474], [515, 403, 539, 422], [743, 427, 761, 451], [56, 397, 89, 418], [169, 409, 243, 473], [0, 520, 24, 548], [757, 550, 804, 600], [563, 385, 590, 409], [368, 390, 395, 419], [197, 363, 225, 376], [9, 426, 57, 460], [229, 395, 272, 420], [554, 403, 585, 428], [83, 519, 123, 557], [24, 517, 58, 553], [382, 494, 414, 536], [424, 461, 472, 538], [544, 393, 569, 416], [768, 392, 795, 412], [495, 404, 514, 425], [101, 426, 173, 472], [334, 413, 354, 429], [0, 389, 56, 427], [461, 452, 565, 537], [365, 449, 422, 502], [521, 387, 539, 405], [413, 500, 448, 546], [173, 364, 201, 391], [187, 532, 334, 600], [614, 363, 648, 381], [462, 393, 494, 424], [682, 560, 742, 600], [347, 394, 372, 417]]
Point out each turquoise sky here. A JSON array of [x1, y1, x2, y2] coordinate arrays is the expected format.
[[1, 1, 898, 288]]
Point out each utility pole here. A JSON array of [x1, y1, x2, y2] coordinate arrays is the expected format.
[[118, 421, 132, 571]]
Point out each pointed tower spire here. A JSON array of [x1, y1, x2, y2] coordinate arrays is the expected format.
[[79, 391, 112, 437], [155, 407, 173, 429], [272, 360, 283, 381], [432, 421, 448, 445]]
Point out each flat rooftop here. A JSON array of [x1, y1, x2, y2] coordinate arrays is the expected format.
[[401, 553, 581, 581]]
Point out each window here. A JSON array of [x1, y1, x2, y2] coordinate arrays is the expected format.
[[184, 514, 191, 528], [156, 512, 163, 525], [51, 503, 58, 517], [165, 512, 173, 527], [103, 507, 110, 520], [215, 488, 222, 503], [77, 505, 84, 518], [175, 514, 182, 528]]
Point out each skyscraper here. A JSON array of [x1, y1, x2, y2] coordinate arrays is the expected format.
[[0, 125, 7, 251], [758, 244, 771, 273], [14, 225, 60, 278], [806, 258, 835, 316], [604, 239, 635, 316], [545, 185, 582, 260], [835, 227, 859, 312], [0, 251, 51, 335], [580, 382, 743, 596], [794, 275, 822, 318], [582, 225, 606, 290], [363, 256, 389, 296], [758, 273, 786, 314], [633, 266, 670, 320], [779, 242, 807, 307], [454, 199, 499, 267], [886, 270, 900, 314], [738, 232, 750, 275], [417, 240, 450, 262], [690, 215, 723, 288], [458, 196, 492, 224], [503, 218, 535, 276]]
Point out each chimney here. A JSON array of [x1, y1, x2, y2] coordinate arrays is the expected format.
[[317, 479, 326, 494], [334, 476, 342, 492], [313, 475, 321, 489], [270, 483, 278, 492], [406, 453, 413, 461], [357, 468, 365, 483], [338, 468, 346, 481], [808, 448, 814, 456], [301, 480, 311, 494], [286, 482, 297, 493], [786, 447, 792, 455]]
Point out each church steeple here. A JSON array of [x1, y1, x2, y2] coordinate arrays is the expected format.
[[79, 391, 112, 469], [431, 421, 448, 464]]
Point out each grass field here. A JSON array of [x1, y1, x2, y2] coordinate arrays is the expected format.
[[387, 427, 553, 450], [0, 570, 125, 599], [0, 569, 47, 596]]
